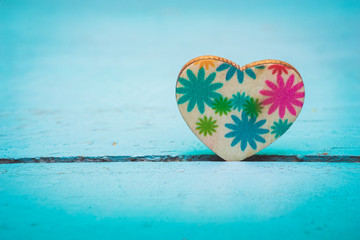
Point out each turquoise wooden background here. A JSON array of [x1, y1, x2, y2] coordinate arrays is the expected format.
[[0, 0, 359, 158], [0, 0, 359, 239]]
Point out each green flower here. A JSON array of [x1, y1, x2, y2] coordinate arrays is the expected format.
[[176, 68, 223, 114], [196, 116, 218, 136], [232, 92, 250, 111], [271, 119, 293, 138], [212, 96, 233, 116], [243, 97, 263, 118]]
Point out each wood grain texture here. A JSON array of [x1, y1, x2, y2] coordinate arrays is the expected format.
[[0, 0, 359, 159], [1, 162, 360, 239]]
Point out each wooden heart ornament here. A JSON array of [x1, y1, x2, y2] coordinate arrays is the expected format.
[[176, 56, 305, 161]]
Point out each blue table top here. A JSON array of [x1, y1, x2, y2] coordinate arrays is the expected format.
[[1, 162, 360, 240], [0, 2, 360, 239], [0, 0, 359, 159]]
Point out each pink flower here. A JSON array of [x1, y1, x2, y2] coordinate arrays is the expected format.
[[260, 74, 305, 118], [268, 64, 291, 75]]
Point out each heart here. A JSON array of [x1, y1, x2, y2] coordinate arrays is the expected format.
[[176, 56, 305, 161]]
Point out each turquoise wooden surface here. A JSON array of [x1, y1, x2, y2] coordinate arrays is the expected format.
[[1, 162, 360, 240], [0, 0, 359, 158], [1, 1, 360, 239]]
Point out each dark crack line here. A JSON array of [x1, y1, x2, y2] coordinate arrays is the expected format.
[[1, 155, 360, 164]]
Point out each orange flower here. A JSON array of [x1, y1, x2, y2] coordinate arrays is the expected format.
[[194, 60, 215, 70]]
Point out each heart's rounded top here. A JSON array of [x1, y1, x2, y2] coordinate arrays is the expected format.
[[176, 56, 305, 161]]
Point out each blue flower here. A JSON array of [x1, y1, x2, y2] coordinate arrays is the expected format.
[[176, 68, 223, 114], [255, 65, 265, 69], [232, 92, 250, 111], [216, 63, 256, 83], [271, 119, 293, 138], [225, 111, 269, 151]]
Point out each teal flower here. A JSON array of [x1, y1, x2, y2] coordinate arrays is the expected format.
[[271, 119, 293, 138], [212, 96, 233, 116], [225, 111, 269, 151], [216, 63, 256, 83], [232, 92, 250, 111], [196, 116, 218, 136], [255, 65, 265, 69], [176, 68, 223, 114]]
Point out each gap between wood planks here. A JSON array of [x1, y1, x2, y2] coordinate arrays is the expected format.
[[0, 155, 359, 164]]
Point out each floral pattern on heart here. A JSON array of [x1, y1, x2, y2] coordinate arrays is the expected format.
[[225, 111, 269, 151], [260, 74, 305, 118], [176, 57, 305, 160], [176, 68, 223, 114]]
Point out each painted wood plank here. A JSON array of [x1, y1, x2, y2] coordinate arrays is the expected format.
[[0, 0, 359, 158], [1, 162, 360, 240]]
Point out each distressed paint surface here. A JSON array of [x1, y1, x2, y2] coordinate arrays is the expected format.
[[0, 0, 359, 158], [1, 162, 360, 239]]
